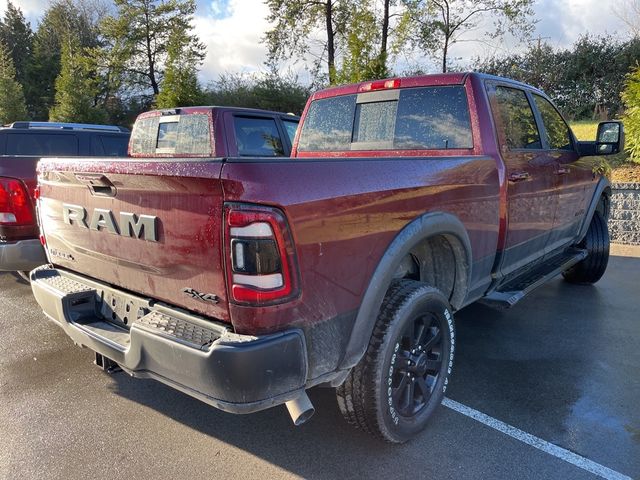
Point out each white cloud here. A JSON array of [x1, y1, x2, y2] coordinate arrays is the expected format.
[[194, 0, 271, 82]]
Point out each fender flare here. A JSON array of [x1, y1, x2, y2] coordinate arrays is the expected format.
[[338, 212, 472, 370], [577, 177, 611, 241]]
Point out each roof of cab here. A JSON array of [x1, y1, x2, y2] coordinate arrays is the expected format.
[[309, 71, 544, 101], [137, 106, 300, 120]]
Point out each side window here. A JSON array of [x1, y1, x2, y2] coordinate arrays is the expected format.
[[492, 86, 541, 150], [533, 95, 573, 151], [297, 95, 356, 151], [233, 116, 284, 156], [6, 133, 79, 156], [282, 119, 299, 145]]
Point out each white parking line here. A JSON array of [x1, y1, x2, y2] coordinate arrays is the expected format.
[[442, 398, 632, 480]]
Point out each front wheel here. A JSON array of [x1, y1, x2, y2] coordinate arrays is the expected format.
[[563, 210, 609, 284], [336, 280, 455, 443]]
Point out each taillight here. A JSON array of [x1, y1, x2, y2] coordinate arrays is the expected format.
[[224, 203, 299, 306], [0, 177, 34, 225]]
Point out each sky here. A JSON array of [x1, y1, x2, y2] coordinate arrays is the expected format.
[[0, 0, 633, 83]]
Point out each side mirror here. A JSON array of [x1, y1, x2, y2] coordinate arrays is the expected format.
[[595, 121, 625, 155]]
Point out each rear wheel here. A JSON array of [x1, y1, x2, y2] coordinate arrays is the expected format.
[[563, 211, 609, 284], [336, 280, 454, 443]]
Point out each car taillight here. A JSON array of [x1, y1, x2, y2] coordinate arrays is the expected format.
[[0, 177, 34, 225], [224, 203, 299, 306]]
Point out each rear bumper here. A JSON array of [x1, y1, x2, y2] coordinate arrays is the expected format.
[[30, 266, 308, 414], [0, 238, 47, 272]]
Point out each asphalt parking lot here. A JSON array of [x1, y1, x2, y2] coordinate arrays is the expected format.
[[1, 246, 639, 480]]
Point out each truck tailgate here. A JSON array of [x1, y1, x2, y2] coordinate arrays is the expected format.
[[37, 158, 230, 322]]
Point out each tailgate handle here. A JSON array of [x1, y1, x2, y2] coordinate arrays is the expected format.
[[75, 174, 117, 197]]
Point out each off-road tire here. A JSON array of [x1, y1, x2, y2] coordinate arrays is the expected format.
[[563, 211, 609, 284], [336, 280, 455, 443]]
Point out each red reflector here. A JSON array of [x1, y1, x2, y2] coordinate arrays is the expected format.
[[0, 177, 34, 225], [358, 78, 401, 92], [39, 234, 46, 246], [34, 186, 40, 200]]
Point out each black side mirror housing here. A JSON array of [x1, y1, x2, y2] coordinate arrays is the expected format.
[[595, 121, 625, 155]]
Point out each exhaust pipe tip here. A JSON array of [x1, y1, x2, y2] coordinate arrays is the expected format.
[[285, 391, 315, 426]]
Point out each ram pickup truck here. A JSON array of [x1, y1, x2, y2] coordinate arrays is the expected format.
[[0, 122, 130, 279], [30, 74, 622, 443]]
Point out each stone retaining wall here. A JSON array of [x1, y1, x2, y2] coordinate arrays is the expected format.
[[609, 183, 640, 245]]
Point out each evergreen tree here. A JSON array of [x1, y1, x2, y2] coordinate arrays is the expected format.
[[28, 0, 100, 120], [155, 28, 204, 108], [101, 0, 204, 99], [0, 41, 28, 124], [0, 1, 33, 87], [49, 38, 107, 124]]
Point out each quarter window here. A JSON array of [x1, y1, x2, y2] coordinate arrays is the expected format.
[[533, 94, 573, 151], [492, 86, 542, 150]]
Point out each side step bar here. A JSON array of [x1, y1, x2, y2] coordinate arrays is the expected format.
[[480, 248, 588, 309]]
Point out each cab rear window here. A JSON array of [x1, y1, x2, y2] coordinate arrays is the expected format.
[[297, 86, 473, 152], [130, 113, 211, 156]]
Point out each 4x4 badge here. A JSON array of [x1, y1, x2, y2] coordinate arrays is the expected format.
[[182, 288, 220, 304]]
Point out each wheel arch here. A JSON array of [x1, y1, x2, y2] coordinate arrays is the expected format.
[[338, 211, 472, 370], [577, 177, 611, 241]]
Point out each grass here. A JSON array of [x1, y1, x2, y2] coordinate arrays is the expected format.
[[569, 120, 640, 182]]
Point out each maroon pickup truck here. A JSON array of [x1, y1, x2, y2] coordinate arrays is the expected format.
[[29, 73, 622, 443]]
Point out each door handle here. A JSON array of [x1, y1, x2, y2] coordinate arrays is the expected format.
[[556, 167, 571, 175], [508, 172, 530, 182], [75, 173, 117, 197]]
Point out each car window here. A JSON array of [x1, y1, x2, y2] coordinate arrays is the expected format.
[[298, 86, 472, 152], [282, 119, 299, 145], [492, 86, 542, 150], [5, 133, 79, 156], [532, 94, 573, 151], [130, 114, 210, 156], [297, 95, 356, 151], [100, 136, 129, 156], [157, 121, 179, 150], [395, 86, 472, 149], [234, 116, 284, 156]]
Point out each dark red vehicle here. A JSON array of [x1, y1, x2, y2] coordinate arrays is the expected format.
[[0, 122, 130, 278], [29, 74, 622, 442]]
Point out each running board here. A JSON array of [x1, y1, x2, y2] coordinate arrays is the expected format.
[[480, 248, 588, 309]]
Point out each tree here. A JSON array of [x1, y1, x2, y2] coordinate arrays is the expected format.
[[155, 27, 204, 108], [622, 65, 640, 161], [101, 0, 204, 98], [335, 2, 390, 83], [203, 70, 310, 115], [265, 0, 353, 85], [0, 41, 28, 124], [400, 0, 536, 73], [0, 1, 33, 87], [49, 37, 107, 124], [614, 0, 640, 38], [28, 0, 102, 120]]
